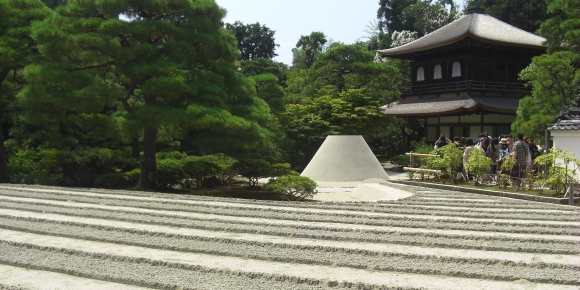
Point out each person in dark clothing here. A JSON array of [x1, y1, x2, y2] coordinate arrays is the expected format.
[[434, 135, 448, 149]]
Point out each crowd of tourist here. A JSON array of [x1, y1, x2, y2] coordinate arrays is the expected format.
[[434, 132, 543, 183]]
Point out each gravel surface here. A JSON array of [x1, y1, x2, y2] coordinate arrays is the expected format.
[[0, 184, 579, 289]]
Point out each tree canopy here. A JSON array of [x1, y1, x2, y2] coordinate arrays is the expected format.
[[465, 0, 548, 33], [225, 21, 279, 60], [21, 0, 271, 189], [0, 0, 52, 182], [513, 0, 580, 140]]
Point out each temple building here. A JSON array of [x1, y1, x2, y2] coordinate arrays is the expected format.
[[378, 8, 546, 142]]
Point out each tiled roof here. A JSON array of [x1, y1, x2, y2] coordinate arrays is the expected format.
[[381, 95, 519, 117], [548, 108, 580, 131], [377, 11, 546, 57]]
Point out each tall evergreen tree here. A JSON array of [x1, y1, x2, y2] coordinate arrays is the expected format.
[[23, 0, 270, 189], [0, 0, 52, 182], [294, 32, 327, 69]]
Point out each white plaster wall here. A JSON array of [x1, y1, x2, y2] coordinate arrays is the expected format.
[[551, 130, 580, 181]]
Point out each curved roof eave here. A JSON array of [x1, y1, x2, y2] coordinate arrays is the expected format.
[[377, 12, 546, 58]]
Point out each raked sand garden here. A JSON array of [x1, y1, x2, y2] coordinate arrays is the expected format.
[[0, 183, 579, 290]]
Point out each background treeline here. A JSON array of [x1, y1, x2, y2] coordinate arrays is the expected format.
[[0, 0, 577, 189]]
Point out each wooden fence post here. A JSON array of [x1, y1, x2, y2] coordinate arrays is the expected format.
[[570, 183, 575, 206]]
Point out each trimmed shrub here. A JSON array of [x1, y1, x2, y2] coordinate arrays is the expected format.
[[233, 158, 273, 187], [264, 173, 317, 201], [200, 154, 238, 185], [94, 168, 140, 189], [8, 165, 56, 185], [182, 156, 220, 188], [466, 148, 493, 185], [155, 158, 186, 188]]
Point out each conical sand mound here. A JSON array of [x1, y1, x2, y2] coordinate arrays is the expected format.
[[301, 135, 390, 182]]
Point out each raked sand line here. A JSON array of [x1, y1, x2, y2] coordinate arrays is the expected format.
[[0, 264, 152, 290], [2, 204, 580, 243], [378, 203, 574, 213], [2, 213, 578, 266], [1, 194, 578, 227], [1, 229, 576, 290], [2, 185, 574, 213]]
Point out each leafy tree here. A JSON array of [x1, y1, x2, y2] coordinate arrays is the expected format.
[[465, 147, 493, 185], [390, 30, 418, 47], [534, 147, 580, 195], [233, 158, 274, 187], [465, 0, 548, 33], [377, 0, 458, 48], [403, 0, 460, 36], [294, 32, 327, 69], [513, 0, 580, 140], [225, 21, 279, 60], [377, 0, 419, 36], [283, 43, 405, 168], [240, 59, 286, 113], [515, 52, 580, 140], [23, 0, 270, 189], [0, 0, 52, 182], [304, 43, 401, 102]]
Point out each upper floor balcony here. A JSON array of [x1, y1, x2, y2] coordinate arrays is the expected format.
[[401, 80, 531, 97]]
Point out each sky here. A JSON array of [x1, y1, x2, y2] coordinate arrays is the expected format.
[[215, 0, 380, 65]]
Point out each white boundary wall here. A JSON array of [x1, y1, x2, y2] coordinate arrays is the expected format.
[[551, 130, 580, 181]]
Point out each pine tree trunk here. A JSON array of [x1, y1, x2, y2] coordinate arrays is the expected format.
[[131, 136, 140, 158], [0, 120, 11, 183], [138, 126, 157, 189]]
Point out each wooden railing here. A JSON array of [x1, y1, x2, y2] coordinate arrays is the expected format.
[[401, 81, 530, 96]]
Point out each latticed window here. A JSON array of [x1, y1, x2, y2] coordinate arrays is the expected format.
[[417, 67, 425, 81], [452, 61, 461, 77], [433, 64, 442, 79]]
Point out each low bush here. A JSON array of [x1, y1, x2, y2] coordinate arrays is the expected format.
[[8, 164, 57, 185], [156, 158, 186, 188], [94, 168, 140, 189], [263, 173, 317, 201], [465, 148, 493, 185], [182, 156, 220, 188], [233, 158, 273, 187]]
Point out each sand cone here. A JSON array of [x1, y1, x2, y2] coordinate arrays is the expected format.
[[301, 135, 390, 182]]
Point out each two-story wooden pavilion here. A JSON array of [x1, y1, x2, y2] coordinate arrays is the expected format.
[[378, 8, 546, 142]]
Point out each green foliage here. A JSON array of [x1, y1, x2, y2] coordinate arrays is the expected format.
[[94, 169, 140, 189], [155, 158, 186, 189], [377, 0, 457, 48], [240, 59, 286, 114], [426, 143, 463, 181], [0, 0, 53, 182], [294, 32, 327, 68], [534, 147, 580, 195], [513, 0, 580, 139], [402, 0, 459, 36], [225, 21, 279, 60], [233, 158, 274, 187], [200, 153, 238, 185], [8, 148, 63, 184], [23, 0, 271, 189], [182, 156, 220, 189], [465, 148, 493, 185], [263, 172, 317, 201], [7, 165, 56, 185], [515, 52, 580, 140], [389, 154, 410, 167]]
